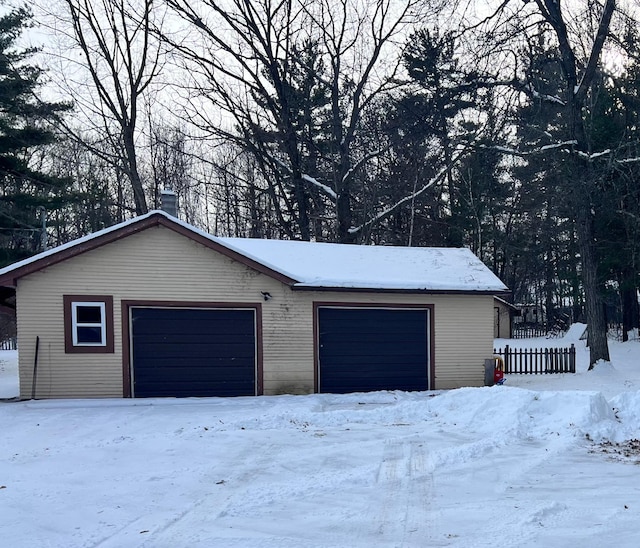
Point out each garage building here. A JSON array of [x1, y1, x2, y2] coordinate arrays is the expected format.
[[0, 211, 508, 399]]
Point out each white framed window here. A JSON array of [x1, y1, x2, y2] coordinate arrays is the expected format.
[[71, 302, 106, 346], [64, 295, 114, 354]]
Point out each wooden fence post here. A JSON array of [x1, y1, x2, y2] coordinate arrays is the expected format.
[[570, 343, 576, 373], [504, 344, 510, 373]]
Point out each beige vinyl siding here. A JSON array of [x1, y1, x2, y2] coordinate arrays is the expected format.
[[16, 224, 496, 398], [429, 294, 494, 388], [260, 284, 315, 395]]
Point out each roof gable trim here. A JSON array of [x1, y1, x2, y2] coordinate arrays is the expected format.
[[0, 212, 298, 287]]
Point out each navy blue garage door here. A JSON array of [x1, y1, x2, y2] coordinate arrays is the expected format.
[[318, 307, 429, 393], [131, 307, 256, 398]]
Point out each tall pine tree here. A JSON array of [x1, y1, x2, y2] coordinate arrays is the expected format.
[[0, 6, 72, 266]]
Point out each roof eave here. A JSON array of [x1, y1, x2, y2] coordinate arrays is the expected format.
[[494, 295, 519, 309], [0, 212, 298, 288], [291, 285, 510, 295]]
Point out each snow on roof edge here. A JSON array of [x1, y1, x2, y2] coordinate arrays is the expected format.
[[0, 210, 509, 293], [0, 210, 303, 283], [0, 210, 158, 278]]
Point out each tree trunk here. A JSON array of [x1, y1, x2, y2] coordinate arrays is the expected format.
[[248, 184, 261, 238], [292, 170, 311, 241], [621, 266, 639, 342], [538, 0, 614, 364], [337, 189, 355, 244], [576, 208, 610, 367], [543, 201, 555, 332], [123, 127, 148, 215]]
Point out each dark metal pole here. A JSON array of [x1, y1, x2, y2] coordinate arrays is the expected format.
[[31, 336, 40, 399]]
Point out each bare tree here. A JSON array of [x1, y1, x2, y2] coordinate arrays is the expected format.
[[43, 0, 164, 215], [157, 0, 317, 239], [146, 119, 200, 221], [303, 0, 431, 242], [205, 143, 284, 238], [160, 0, 437, 242]]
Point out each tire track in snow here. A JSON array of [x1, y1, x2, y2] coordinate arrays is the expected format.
[[87, 439, 279, 548], [372, 436, 437, 546], [86, 482, 236, 548], [144, 441, 283, 546]]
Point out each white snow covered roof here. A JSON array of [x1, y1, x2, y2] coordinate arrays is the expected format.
[[0, 210, 508, 293], [217, 237, 507, 292]]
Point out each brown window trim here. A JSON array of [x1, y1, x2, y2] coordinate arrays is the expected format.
[[63, 295, 114, 354]]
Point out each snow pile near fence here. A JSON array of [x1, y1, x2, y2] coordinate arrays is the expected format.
[[0, 349, 17, 399], [564, 322, 588, 341]]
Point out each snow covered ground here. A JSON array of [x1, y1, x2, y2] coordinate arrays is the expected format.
[[2, 331, 640, 547]]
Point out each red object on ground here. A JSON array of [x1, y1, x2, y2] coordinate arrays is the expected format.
[[494, 362, 504, 384]]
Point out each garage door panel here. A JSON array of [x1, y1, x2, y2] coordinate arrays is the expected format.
[[320, 343, 425, 358], [137, 381, 253, 398], [131, 307, 256, 398], [133, 321, 254, 337], [133, 342, 255, 359], [138, 367, 255, 386], [134, 332, 255, 344], [132, 311, 253, 333], [318, 307, 429, 394], [319, 325, 424, 338], [320, 309, 425, 330], [320, 333, 426, 345], [134, 356, 255, 368], [320, 357, 426, 370], [320, 364, 427, 378]]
